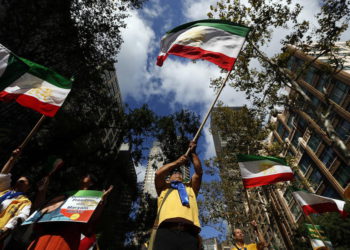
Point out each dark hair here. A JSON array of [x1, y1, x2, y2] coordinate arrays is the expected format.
[[12, 175, 32, 186], [81, 173, 98, 189], [169, 168, 183, 175]]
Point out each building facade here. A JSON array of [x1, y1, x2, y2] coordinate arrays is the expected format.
[[143, 141, 165, 198], [268, 42, 350, 243]]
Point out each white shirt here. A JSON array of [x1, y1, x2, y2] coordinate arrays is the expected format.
[[0, 174, 31, 230]]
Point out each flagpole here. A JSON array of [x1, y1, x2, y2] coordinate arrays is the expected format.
[[19, 115, 46, 149], [185, 67, 233, 156]]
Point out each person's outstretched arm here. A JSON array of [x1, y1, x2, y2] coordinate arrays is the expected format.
[[1, 148, 21, 174], [155, 155, 188, 196], [189, 142, 202, 196], [251, 221, 268, 250]]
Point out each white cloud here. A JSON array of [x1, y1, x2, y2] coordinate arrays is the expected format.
[[143, 0, 166, 18], [182, 0, 217, 21], [116, 10, 155, 100]]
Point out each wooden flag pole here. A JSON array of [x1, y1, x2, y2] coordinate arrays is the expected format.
[[19, 115, 46, 149], [1, 115, 46, 174], [185, 67, 233, 156]]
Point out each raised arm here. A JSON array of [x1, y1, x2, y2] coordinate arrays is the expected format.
[[1, 148, 21, 174], [189, 142, 202, 196], [155, 155, 188, 196], [251, 221, 268, 250]]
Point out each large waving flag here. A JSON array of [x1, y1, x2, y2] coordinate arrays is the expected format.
[[0, 44, 72, 117], [157, 19, 250, 71], [237, 154, 294, 188], [292, 190, 348, 217]]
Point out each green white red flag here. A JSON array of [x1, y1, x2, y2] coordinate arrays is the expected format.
[[292, 190, 348, 217], [157, 19, 250, 71], [237, 154, 294, 188], [0, 44, 72, 117]]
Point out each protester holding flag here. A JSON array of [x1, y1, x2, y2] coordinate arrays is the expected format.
[[0, 148, 31, 246], [231, 221, 267, 250], [151, 141, 202, 250], [27, 173, 113, 250]]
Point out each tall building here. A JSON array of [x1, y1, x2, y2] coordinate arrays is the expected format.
[[143, 140, 191, 198], [143, 141, 165, 198], [210, 107, 287, 249], [86, 68, 124, 156], [202, 237, 220, 250], [268, 42, 350, 242]]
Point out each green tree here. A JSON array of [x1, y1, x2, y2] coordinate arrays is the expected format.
[[199, 106, 268, 243], [0, 0, 149, 248], [208, 0, 350, 162]]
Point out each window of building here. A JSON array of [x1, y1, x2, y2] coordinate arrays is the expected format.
[[322, 185, 341, 199], [319, 146, 336, 168], [310, 94, 320, 107], [335, 119, 350, 141], [284, 188, 294, 203], [287, 114, 294, 128], [315, 75, 327, 92], [291, 130, 302, 148], [287, 56, 296, 70], [303, 66, 316, 85], [297, 117, 307, 132], [333, 162, 350, 188], [309, 167, 323, 189], [329, 80, 349, 104], [299, 154, 312, 173], [291, 203, 302, 219], [308, 133, 322, 152], [277, 122, 284, 137]]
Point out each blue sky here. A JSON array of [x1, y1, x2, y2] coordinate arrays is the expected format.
[[115, 0, 350, 240]]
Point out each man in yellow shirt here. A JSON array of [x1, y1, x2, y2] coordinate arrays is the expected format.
[[231, 221, 267, 250], [153, 141, 202, 250]]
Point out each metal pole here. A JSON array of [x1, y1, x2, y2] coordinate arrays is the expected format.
[[185, 68, 233, 156]]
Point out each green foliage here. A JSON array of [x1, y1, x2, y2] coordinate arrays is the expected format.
[[200, 106, 267, 241], [0, 0, 147, 249], [155, 109, 200, 162], [208, 0, 350, 161]]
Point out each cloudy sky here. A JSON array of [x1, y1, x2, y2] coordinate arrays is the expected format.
[[115, 0, 350, 239]]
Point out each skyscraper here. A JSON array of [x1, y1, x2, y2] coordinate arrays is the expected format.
[[143, 141, 165, 198]]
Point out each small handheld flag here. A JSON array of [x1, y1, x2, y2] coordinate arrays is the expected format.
[[292, 190, 348, 217], [157, 19, 250, 71], [237, 154, 294, 188], [305, 224, 333, 250], [0, 44, 72, 117]]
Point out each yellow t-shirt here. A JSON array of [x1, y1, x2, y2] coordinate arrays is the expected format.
[[157, 184, 200, 229], [231, 243, 258, 250]]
